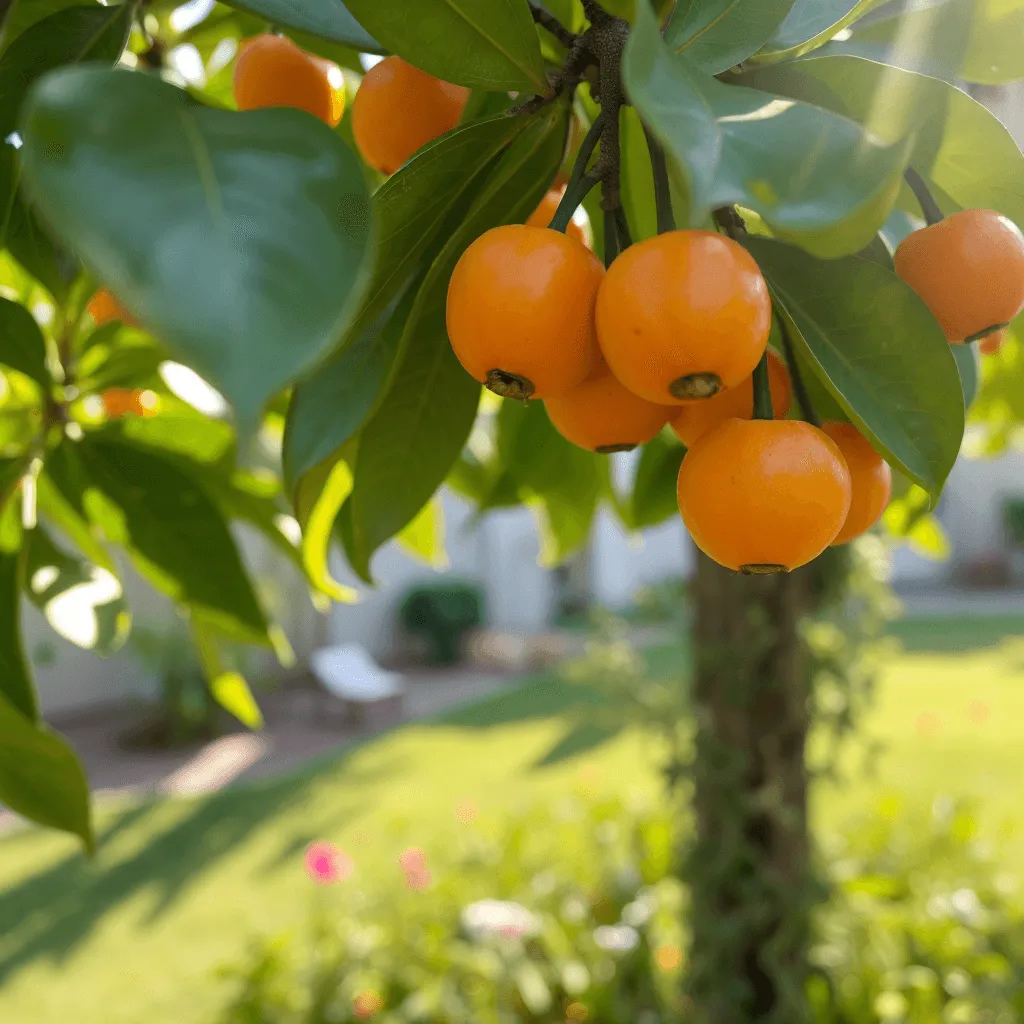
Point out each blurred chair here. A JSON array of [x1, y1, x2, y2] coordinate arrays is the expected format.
[[308, 644, 405, 728]]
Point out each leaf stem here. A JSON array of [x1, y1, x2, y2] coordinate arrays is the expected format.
[[643, 125, 675, 234], [604, 208, 619, 267], [904, 168, 944, 226], [751, 351, 774, 421], [529, 2, 577, 49], [775, 312, 820, 428]]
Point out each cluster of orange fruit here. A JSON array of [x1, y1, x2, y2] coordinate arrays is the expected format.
[[446, 222, 892, 572]]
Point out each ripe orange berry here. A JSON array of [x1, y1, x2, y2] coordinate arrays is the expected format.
[[87, 289, 135, 328], [979, 328, 1006, 356], [820, 422, 891, 545], [352, 56, 469, 175], [677, 419, 851, 573], [671, 350, 792, 448], [596, 230, 771, 405], [545, 361, 674, 452], [527, 187, 592, 249], [446, 224, 604, 400], [894, 209, 1024, 343], [233, 34, 341, 126]]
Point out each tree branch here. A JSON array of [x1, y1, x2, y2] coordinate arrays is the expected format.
[[529, 2, 577, 49]]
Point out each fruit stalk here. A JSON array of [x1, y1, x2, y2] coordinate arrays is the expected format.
[[643, 125, 676, 234], [548, 113, 604, 232], [776, 313, 820, 428], [904, 167, 944, 226], [751, 352, 774, 420], [528, 2, 578, 49]]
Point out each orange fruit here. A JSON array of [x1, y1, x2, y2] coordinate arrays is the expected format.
[[671, 350, 792, 448], [676, 419, 851, 573], [527, 187, 592, 249], [233, 34, 341, 126], [979, 328, 1006, 356], [87, 289, 136, 328], [894, 209, 1024, 343], [446, 224, 604, 400], [352, 56, 469, 175], [596, 230, 771, 404], [544, 361, 674, 452], [820, 422, 891, 545]]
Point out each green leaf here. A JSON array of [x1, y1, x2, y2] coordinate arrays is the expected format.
[[953, 342, 980, 411], [24, 524, 130, 656], [629, 430, 686, 530], [739, 56, 1024, 231], [56, 437, 271, 644], [619, 109, 658, 242], [37, 459, 116, 574], [0, 543, 37, 722], [344, 104, 567, 580], [191, 620, 264, 730], [0, 296, 47, 387], [745, 236, 963, 496], [221, 0, 384, 52], [666, 0, 797, 73], [396, 495, 448, 569], [962, 0, 1024, 84], [752, 0, 880, 64], [622, 3, 720, 220], [20, 67, 375, 430], [0, 690, 93, 852], [342, 0, 549, 93]]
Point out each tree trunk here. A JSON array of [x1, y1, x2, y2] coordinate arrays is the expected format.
[[685, 550, 814, 1023]]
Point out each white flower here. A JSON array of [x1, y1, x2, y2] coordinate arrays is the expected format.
[[461, 900, 540, 941], [593, 924, 640, 953]]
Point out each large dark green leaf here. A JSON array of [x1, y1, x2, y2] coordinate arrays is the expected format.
[[0, 690, 93, 852], [739, 55, 1024, 230], [51, 438, 271, 643], [37, 456, 115, 573], [283, 115, 526, 490], [628, 430, 686, 530], [0, 541, 36, 722], [745, 237, 963, 496], [953, 342, 980, 411], [20, 67, 375, 430], [752, 0, 878, 63], [25, 524, 130, 656], [627, 8, 908, 254], [5, 195, 76, 301], [343, 0, 549, 93], [222, 0, 384, 52], [0, 295, 46, 386], [344, 104, 567, 580], [666, 0, 796, 73], [962, 0, 1024, 84]]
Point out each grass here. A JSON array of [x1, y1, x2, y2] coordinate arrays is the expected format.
[[3, 613, 1024, 1023]]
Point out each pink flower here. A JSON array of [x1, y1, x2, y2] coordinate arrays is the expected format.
[[405, 866, 432, 891], [398, 847, 427, 873], [304, 841, 354, 885]]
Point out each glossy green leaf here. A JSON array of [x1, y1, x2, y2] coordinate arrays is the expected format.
[[666, 0, 796, 73], [953, 342, 980, 411], [397, 495, 448, 569], [0, 0, 89, 50], [37, 458, 115, 574], [20, 67, 375, 430], [739, 55, 1024, 231], [343, 0, 549, 93], [222, 0, 384, 52], [192, 620, 264, 730], [622, 2, 720, 219], [746, 237, 963, 496], [753, 0, 880, 63], [629, 430, 686, 530], [5, 196, 76, 302], [0, 690, 93, 852], [59, 438, 271, 643], [962, 0, 1024, 84], [0, 542, 36, 722], [0, 296, 47, 387], [24, 524, 130, 656], [345, 105, 568, 580]]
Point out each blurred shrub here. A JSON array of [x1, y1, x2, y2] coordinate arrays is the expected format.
[[398, 581, 485, 665], [214, 796, 1024, 1024]]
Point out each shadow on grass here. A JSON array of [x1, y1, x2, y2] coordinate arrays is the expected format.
[[888, 615, 1024, 654], [0, 769, 328, 990]]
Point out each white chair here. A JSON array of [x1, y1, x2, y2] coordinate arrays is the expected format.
[[307, 644, 406, 727]]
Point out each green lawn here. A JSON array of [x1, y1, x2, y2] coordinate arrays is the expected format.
[[3, 614, 1024, 1023]]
